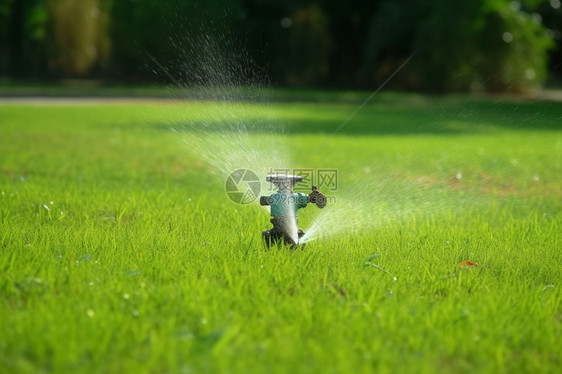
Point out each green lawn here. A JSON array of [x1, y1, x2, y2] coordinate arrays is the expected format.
[[0, 92, 561, 373]]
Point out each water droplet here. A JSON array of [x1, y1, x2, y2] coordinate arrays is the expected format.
[[89, 282, 94, 286], [123, 293, 130, 299], [87, 309, 95, 317], [525, 68, 536, 80], [456, 172, 462, 180], [551, 0, 560, 9], [533, 175, 540, 182], [43, 204, 50, 211], [280, 17, 292, 29], [502, 32, 513, 43]]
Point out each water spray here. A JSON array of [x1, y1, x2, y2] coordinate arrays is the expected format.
[[260, 174, 327, 249]]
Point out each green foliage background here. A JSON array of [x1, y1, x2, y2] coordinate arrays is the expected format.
[[1, 94, 561, 373], [0, 0, 561, 91]]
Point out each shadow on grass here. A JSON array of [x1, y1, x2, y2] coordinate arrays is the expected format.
[[153, 96, 562, 136]]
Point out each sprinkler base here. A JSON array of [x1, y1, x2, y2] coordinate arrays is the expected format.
[[262, 218, 306, 249]]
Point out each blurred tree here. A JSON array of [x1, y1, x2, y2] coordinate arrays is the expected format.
[[321, 0, 379, 86], [285, 4, 330, 86], [363, 0, 554, 92], [1, 0, 559, 91], [0, 0, 12, 74], [478, 0, 553, 91], [46, 0, 111, 77], [537, 0, 562, 83], [0, 0, 48, 78], [240, 0, 378, 87], [109, 0, 242, 83]]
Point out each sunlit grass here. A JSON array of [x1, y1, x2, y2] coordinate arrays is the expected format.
[[0, 93, 561, 373]]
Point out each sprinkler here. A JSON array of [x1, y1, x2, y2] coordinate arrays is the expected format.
[[260, 174, 327, 248]]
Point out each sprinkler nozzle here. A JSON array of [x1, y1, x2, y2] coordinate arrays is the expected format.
[[266, 174, 302, 191], [308, 185, 327, 208]]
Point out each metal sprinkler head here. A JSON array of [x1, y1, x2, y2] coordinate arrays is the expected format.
[[266, 174, 303, 192], [260, 173, 328, 249]]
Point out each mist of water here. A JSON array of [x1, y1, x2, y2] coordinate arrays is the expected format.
[[155, 26, 295, 189], [299, 172, 480, 244], [159, 26, 479, 246]]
